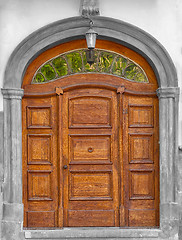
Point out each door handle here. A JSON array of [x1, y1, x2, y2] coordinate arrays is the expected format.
[[88, 147, 94, 153], [63, 165, 68, 169]]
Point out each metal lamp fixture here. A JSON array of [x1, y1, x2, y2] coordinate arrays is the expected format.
[[85, 19, 98, 64], [85, 20, 98, 49]]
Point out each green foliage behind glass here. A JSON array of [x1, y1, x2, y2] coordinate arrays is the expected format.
[[66, 52, 82, 73], [112, 57, 127, 76], [98, 51, 114, 72], [41, 64, 56, 81], [33, 73, 45, 83], [52, 57, 68, 76], [33, 49, 148, 83]]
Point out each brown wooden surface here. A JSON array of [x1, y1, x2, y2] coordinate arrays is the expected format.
[[22, 96, 59, 227], [122, 95, 159, 227], [22, 39, 159, 228], [62, 88, 119, 226]]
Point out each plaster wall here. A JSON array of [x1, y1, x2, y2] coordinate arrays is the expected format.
[[0, 0, 182, 139], [0, 6, 180, 239]]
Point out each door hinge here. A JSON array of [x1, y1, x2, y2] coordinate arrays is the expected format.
[[56, 87, 63, 95]]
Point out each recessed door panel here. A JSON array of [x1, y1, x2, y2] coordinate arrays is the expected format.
[[69, 96, 111, 128], [27, 106, 52, 128], [128, 105, 154, 128], [69, 171, 112, 200], [68, 210, 115, 227], [69, 135, 111, 164], [28, 134, 52, 165]]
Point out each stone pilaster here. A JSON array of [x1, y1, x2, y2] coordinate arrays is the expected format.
[[157, 87, 180, 239], [1, 88, 25, 240]]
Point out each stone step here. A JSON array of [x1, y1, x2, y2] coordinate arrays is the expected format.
[[24, 228, 160, 240]]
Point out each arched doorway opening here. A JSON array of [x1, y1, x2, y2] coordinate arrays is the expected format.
[[22, 39, 159, 228], [1, 16, 179, 239]]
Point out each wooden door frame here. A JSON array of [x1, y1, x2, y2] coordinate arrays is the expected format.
[[1, 16, 180, 239]]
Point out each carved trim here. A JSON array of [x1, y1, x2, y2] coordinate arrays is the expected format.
[[156, 87, 180, 99], [117, 86, 125, 94], [3, 17, 178, 88], [1, 88, 24, 99], [80, 0, 100, 16], [56, 87, 64, 95]]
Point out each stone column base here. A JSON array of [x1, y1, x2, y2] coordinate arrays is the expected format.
[[160, 202, 179, 239], [1, 221, 24, 240], [1, 203, 25, 240]]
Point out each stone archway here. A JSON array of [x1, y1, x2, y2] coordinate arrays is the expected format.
[[1, 16, 180, 239]]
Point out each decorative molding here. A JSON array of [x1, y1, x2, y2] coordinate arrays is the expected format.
[[117, 86, 125, 94], [56, 87, 63, 95], [80, 0, 100, 16], [1, 88, 24, 99], [156, 87, 180, 99], [3, 16, 178, 89]]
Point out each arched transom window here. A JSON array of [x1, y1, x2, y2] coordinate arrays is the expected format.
[[32, 49, 148, 84]]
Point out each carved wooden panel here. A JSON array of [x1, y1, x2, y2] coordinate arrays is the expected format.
[[69, 172, 112, 200], [123, 95, 159, 227], [62, 88, 119, 227], [28, 170, 52, 201], [28, 134, 52, 165], [128, 105, 154, 128], [69, 97, 111, 128], [129, 133, 153, 164], [129, 170, 155, 200], [128, 209, 156, 227], [27, 106, 52, 128], [27, 211, 55, 227], [69, 135, 111, 164], [68, 210, 115, 227]]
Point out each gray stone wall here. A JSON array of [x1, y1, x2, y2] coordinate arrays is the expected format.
[[178, 148, 182, 239], [0, 111, 3, 239]]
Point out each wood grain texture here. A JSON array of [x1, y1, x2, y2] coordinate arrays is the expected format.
[[123, 95, 159, 227], [22, 39, 159, 228], [22, 97, 58, 228], [62, 88, 119, 227]]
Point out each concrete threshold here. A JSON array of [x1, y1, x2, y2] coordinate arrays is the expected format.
[[24, 227, 161, 239]]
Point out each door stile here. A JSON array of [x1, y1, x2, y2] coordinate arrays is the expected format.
[[153, 97, 160, 226], [56, 88, 64, 227], [112, 90, 120, 227], [122, 95, 130, 226], [117, 86, 125, 227], [62, 91, 69, 226]]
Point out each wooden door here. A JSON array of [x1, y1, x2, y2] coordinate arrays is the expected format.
[[22, 95, 59, 228], [122, 94, 159, 227], [61, 87, 119, 227], [22, 39, 159, 228]]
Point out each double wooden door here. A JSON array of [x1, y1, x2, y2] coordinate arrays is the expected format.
[[22, 83, 159, 228]]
